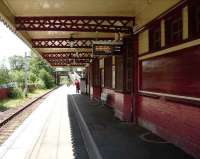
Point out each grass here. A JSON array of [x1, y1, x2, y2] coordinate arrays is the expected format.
[[0, 88, 50, 111]]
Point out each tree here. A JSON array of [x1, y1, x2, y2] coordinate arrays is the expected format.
[[29, 72, 38, 84], [29, 53, 54, 75], [9, 70, 24, 87], [7, 53, 55, 89], [0, 62, 10, 85], [8, 55, 24, 71], [39, 69, 54, 89], [29, 52, 55, 88]]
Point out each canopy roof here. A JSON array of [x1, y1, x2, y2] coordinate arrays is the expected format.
[[0, 0, 180, 67]]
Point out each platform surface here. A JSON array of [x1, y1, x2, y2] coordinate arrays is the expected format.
[[0, 85, 195, 159], [0, 86, 88, 159]]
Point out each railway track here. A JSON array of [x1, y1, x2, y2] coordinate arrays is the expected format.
[[0, 89, 55, 145]]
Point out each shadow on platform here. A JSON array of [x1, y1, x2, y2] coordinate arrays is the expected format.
[[67, 94, 195, 159], [67, 95, 89, 159]]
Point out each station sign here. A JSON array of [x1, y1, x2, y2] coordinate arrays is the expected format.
[[92, 41, 123, 56]]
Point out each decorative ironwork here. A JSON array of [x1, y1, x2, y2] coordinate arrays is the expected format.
[[47, 58, 91, 63], [32, 38, 113, 48], [41, 52, 93, 59], [55, 71, 69, 76], [15, 16, 134, 33], [51, 63, 85, 67]]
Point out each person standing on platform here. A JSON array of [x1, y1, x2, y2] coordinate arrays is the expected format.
[[74, 79, 80, 93]]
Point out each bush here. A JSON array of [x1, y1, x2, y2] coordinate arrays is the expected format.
[[28, 84, 37, 93], [36, 79, 46, 89], [9, 87, 24, 99], [9, 70, 24, 87], [0, 65, 10, 85], [29, 72, 38, 84], [39, 69, 54, 89]]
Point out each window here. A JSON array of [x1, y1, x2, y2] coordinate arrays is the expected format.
[[165, 11, 182, 45], [189, 1, 200, 38], [115, 56, 124, 91], [149, 23, 161, 51], [104, 57, 112, 88]]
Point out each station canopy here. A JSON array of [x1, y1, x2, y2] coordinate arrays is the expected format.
[[0, 0, 163, 67]]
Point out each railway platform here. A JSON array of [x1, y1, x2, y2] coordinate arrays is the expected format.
[[68, 94, 194, 159], [0, 86, 88, 159], [0, 85, 194, 159]]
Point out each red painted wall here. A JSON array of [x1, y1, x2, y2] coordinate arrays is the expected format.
[[0, 88, 10, 100], [91, 86, 101, 99], [138, 45, 200, 158], [140, 45, 200, 98], [137, 96, 200, 158], [103, 88, 132, 121]]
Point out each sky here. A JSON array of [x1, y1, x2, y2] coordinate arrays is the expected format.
[[0, 21, 30, 65]]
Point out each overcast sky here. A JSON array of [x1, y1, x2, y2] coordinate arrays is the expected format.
[[0, 21, 30, 64]]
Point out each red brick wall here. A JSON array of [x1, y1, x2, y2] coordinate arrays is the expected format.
[[0, 88, 10, 100], [137, 96, 200, 158]]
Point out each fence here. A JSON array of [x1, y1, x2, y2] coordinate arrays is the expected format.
[[0, 82, 17, 89], [0, 83, 17, 100]]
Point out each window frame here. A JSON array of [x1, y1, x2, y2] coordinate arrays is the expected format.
[[149, 23, 161, 52], [188, 1, 200, 39], [165, 10, 183, 46]]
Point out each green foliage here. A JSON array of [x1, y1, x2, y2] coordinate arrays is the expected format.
[[0, 102, 8, 112], [0, 52, 55, 98], [0, 63, 10, 85], [29, 72, 38, 84], [29, 53, 54, 75], [60, 76, 72, 86], [9, 70, 24, 87], [39, 69, 54, 89], [0, 105, 8, 112], [8, 55, 24, 71], [36, 79, 46, 89], [9, 87, 24, 99], [8, 53, 55, 90]]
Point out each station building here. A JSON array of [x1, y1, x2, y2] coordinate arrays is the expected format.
[[85, 1, 200, 158], [0, 0, 199, 158]]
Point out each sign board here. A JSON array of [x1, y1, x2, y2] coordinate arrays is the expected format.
[[92, 41, 123, 56]]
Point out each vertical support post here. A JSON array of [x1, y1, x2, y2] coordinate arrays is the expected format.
[[58, 75, 60, 85], [24, 52, 29, 97], [55, 71, 57, 85], [132, 35, 139, 123]]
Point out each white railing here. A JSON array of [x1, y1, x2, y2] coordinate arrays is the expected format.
[[0, 82, 17, 88]]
